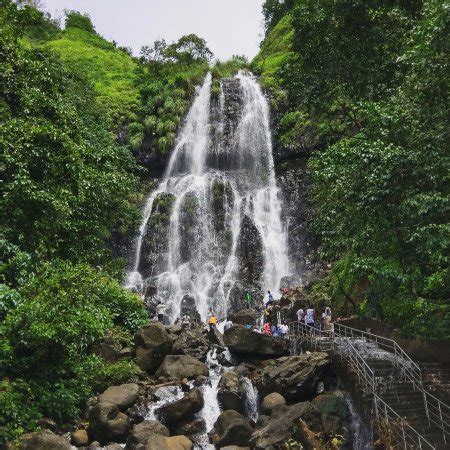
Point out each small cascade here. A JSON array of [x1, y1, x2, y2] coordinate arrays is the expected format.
[[126, 70, 291, 322], [345, 394, 373, 450], [243, 376, 259, 423]]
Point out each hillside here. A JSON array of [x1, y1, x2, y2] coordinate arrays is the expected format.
[[253, 0, 449, 339]]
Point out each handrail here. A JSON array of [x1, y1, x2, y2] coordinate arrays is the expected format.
[[332, 322, 449, 442], [288, 321, 439, 449]]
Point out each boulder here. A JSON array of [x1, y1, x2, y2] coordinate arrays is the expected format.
[[218, 371, 248, 413], [157, 388, 204, 424], [25, 430, 71, 450], [88, 402, 131, 444], [94, 341, 118, 363], [98, 383, 139, 410], [224, 325, 290, 357], [229, 309, 260, 326], [105, 445, 122, 450], [260, 393, 286, 415], [135, 322, 173, 374], [119, 347, 134, 358], [71, 429, 89, 446], [173, 418, 205, 437], [250, 401, 322, 449], [220, 447, 250, 450], [312, 391, 351, 441], [209, 410, 253, 447], [125, 420, 169, 450], [172, 328, 209, 361], [254, 353, 331, 401], [144, 434, 193, 450], [179, 295, 201, 323], [155, 355, 209, 380]]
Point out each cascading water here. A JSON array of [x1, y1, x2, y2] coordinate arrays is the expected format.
[[127, 70, 290, 322]]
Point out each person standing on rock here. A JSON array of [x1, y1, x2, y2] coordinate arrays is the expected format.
[[267, 290, 274, 304], [208, 314, 218, 331], [224, 319, 233, 331], [245, 290, 252, 309], [156, 302, 166, 323]]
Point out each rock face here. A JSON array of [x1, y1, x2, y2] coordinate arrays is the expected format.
[[312, 391, 351, 443], [125, 420, 169, 450], [25, 430, 71, 450], [218, 371, 248, 413], [172, 327, 209, 362], [260, 393, 286, 415], [98, 383, 139, 410], [224, 325, 290, 357], [88, 402, 131, 444], [250, 401, 322, 449], [254, 353, 331, 401], [155, 355, 209, 380], [135, 322, 173, 374], [209, 410, 254, 448], [144, 435, 193, 450], [139, 192, 175, 279], [157, 388, 204, 424]]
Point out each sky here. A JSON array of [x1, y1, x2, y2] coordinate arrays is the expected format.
[[43, 0, 266, 61]]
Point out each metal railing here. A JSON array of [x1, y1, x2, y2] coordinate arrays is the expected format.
[[332, 322, 449, 444], [288, 321, 438, 449]]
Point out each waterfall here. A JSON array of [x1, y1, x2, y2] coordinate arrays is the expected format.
[[127, 70, 290, 322]]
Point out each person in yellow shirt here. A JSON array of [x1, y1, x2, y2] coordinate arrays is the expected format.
[[208, 314, 218, 331]]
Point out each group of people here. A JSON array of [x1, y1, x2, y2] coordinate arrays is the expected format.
[[296, 304, 333, 332]]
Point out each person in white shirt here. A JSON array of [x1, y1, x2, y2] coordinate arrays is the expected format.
[[156, 302, 166, 322], [296, 307, 304, 322], [304, 304, 316, 327], [280, 322, 289, 337], [224, 319, 233, 331]]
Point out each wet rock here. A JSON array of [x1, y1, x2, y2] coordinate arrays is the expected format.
[[139, 192, 175, 279], [312, 391, 351, 442], [155, 355, 209, 380], [135, 322, 173, 374], [98, 383, 139, 410], [208, 326, 225, 347], [24, 430, 71, 450], [157, 388, 204, 424], [260, 393, 286, 415], [209, 410, 254, 448], [125, 420, 169, 450], [218, 371, 248, 413], [88, 402, 131, 444], [250, 401, 322, 449], [172, 327, 209, 361], [229, 309, 260, 326], [179, 295, 201, 323], [126, 402, 148, 423], [220, 447, 250, 450], [254, 353, 331, 401], [173, 418, 206, 437], [144, 434, 193, 450], [71, 429, 89, 446], [224, 324, 290, 357]]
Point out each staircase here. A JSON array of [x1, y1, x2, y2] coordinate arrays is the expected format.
[[288, 321, 450, 449]]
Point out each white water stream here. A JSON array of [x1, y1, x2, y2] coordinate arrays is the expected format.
[[126, 71, 290, 322]]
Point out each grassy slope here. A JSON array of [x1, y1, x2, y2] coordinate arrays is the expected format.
[[46, 28, 140, 127], [251, 14, 293, 89]]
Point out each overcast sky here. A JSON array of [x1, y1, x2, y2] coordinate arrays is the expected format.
[[43, 0, 266, 61]]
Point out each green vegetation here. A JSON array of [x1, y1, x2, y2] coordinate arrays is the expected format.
[[46, 14, 140, 129], [0, 2, 147, 444], [256, 0, 449, 338]]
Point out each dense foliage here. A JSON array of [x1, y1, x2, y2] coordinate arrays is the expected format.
[[0, 2, 147, 443], [255, 0, 449, 337]]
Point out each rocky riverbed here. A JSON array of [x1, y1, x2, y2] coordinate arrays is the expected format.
[[15, 318, 371, 450]]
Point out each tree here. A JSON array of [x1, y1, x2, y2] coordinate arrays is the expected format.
[[64, 10, 95, 33], [165, 34, 213, 64]]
